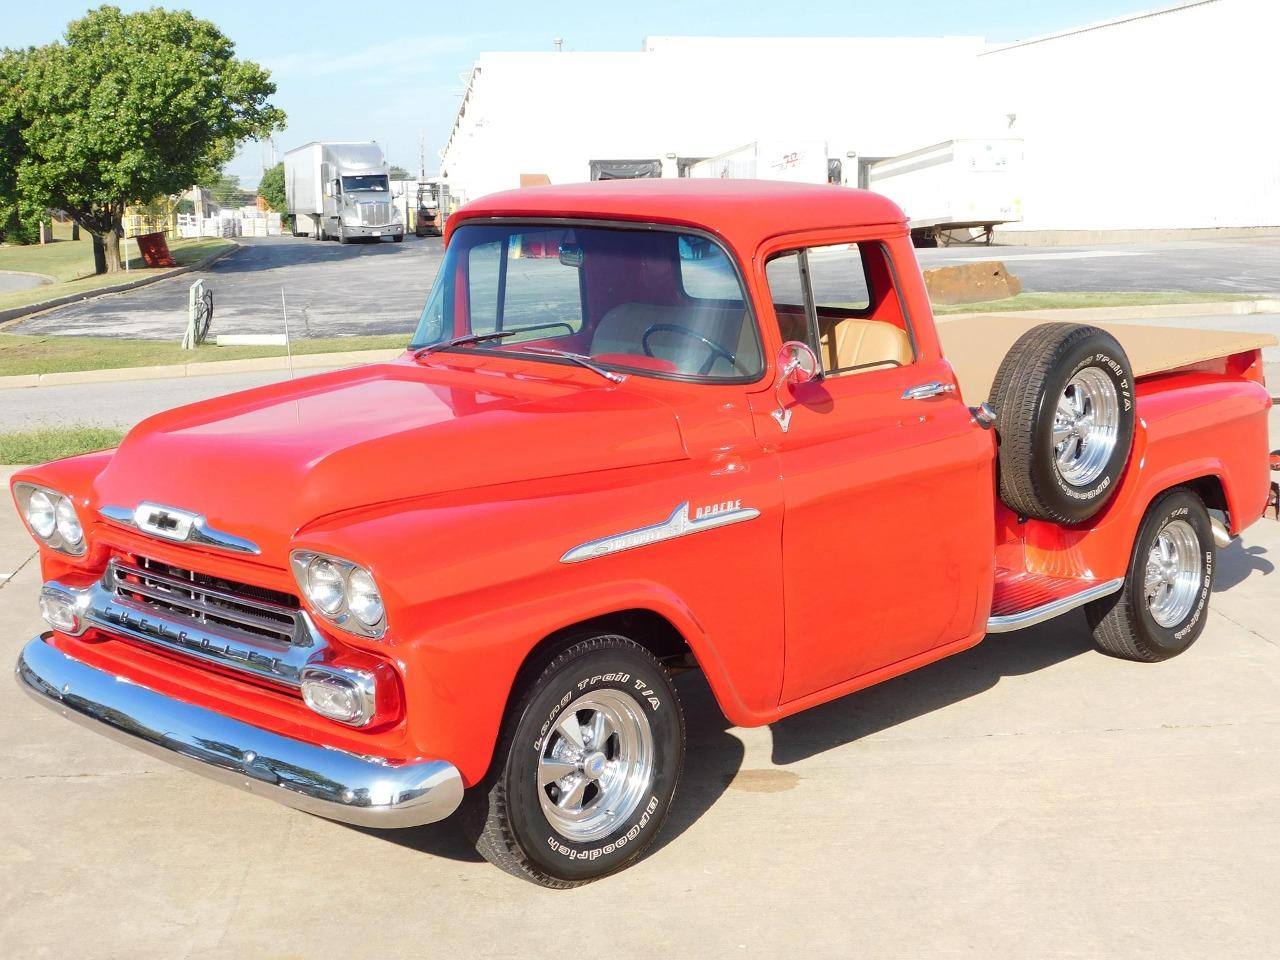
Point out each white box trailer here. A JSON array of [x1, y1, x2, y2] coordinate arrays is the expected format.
[[686, 140, 833, 184], [867, 139, 1023, 245], [284, 141, 404, 243]]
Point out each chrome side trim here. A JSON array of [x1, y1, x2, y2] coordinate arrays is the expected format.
[[560, 501, 760, 564], [986, 577, 1124, 634], [99, 502, 261, 556], [16, 636, 463, 829]]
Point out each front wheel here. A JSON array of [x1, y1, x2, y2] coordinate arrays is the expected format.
[[461, 633, 685, 888], [338, 226, 350, 245], [1086, 487, 1215, 661]]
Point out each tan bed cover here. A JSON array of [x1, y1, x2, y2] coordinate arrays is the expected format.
[[936, 314, 1277, 403]]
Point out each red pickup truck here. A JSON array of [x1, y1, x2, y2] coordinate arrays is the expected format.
[[14, 180, 1277, 888]]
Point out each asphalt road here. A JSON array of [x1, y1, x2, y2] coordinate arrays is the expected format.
[[2, 464, 1278, 958], [6, 234, 1280, 341], [6, 234, 444, 341]]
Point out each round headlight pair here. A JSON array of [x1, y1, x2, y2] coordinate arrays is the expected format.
[[15, 483, 85, 555], [291, 551, 386, 637]]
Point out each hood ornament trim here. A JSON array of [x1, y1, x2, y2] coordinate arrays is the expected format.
[[561, 500, 759, 564], [99, 503, 262, 556]]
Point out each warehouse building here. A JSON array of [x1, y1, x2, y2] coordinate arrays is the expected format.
[[439, 0, 1278, 241]]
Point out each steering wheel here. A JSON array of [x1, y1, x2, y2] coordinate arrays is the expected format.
[[641, 323, 742, 376]]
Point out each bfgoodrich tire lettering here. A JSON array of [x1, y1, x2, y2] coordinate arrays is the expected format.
[[461, 633, 685, 888], [988, 323, 1135, 524], [1086, 488, 1215, 662]]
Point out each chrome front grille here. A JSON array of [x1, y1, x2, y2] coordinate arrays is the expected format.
[[110, 556, 302, 647], [358, 201, 393, 227]]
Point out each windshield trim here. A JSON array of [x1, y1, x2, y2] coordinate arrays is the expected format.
[[411, 217, 767, 388]]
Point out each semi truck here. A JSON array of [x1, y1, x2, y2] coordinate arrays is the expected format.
[[284, 141, 404, 244]]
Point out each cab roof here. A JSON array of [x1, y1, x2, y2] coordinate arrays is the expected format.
[[452, 179, 908, 249]]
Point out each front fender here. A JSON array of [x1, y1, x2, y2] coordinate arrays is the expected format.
[[293, 463, 785, 786]]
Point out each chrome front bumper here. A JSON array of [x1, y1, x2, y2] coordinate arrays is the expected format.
[[343, 223, 402, 237], [15, 635, 463, 829]]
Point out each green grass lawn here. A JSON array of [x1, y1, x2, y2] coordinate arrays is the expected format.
[[0, 426, 126, 464], [931, 290, 1263, 315], [0, 332, 408, 377], [0, 235, 233, 311]]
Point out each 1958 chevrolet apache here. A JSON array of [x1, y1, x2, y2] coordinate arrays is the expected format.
[[13, 180, 1279, 887]]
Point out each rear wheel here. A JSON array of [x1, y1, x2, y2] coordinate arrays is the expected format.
[[461, 633, 684, 888], [1086, 488, 1215, 661]]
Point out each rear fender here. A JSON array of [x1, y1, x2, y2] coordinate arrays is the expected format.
[[1018, 373, 1271, 579]]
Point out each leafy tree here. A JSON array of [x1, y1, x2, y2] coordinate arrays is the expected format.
[[3, 6, 284, 272], [257, 162, 286, 212], [389, 164, 412, 180], [0, 49, 42, 244]]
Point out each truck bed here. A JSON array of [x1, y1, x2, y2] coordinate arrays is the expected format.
[[937, 314, 1277, 403]]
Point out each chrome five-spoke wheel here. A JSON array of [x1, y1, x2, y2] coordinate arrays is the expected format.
[[538, 689, 655, 843], [1145, 519, 1203, 628], [1053, 366, 1121, 486]]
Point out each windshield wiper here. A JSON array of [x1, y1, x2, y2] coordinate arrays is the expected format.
[[512, 346, 627, 384], [412, 329, 525, 361]]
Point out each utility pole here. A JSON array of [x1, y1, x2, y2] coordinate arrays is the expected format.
[[420, 132, 426, 180]]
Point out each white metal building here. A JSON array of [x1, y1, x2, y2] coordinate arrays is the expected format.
[[439, 0, 1279, 239]]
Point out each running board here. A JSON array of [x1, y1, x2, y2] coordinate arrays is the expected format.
[[986, 576, 1124, 634]]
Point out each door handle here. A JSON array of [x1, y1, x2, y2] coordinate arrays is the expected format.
[[901, 381, 957, 401]]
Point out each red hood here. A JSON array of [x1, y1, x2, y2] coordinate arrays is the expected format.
[[92, 358, 687, 561]]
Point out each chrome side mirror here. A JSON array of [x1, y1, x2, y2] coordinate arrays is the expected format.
[[772, 341, 819, 433]]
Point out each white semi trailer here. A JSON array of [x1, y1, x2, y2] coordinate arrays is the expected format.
[[284, 141, 404, 244], [686, 141, 835, 184], [866, 139, 1023, 245]]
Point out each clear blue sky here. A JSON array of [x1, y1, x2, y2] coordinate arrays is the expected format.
[[5, 0, 1151, 188]]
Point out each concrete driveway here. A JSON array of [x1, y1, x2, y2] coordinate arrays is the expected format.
[[1, 463, 1278, 958]]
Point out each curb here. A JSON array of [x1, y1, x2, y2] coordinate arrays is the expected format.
[[941, 298, 1280, 323], [0, 347, 403, 390], [0, 241, 240, 328]]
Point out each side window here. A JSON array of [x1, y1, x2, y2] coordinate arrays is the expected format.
[[806, 244, 870, 313], [764, 252, 810, 346], [764, 242, 915, 377]]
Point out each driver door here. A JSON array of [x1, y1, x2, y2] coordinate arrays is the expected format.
[[756, 237, 994, 705]]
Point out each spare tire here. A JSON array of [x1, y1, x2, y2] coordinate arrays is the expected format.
[[988, 323, 1134, 524]]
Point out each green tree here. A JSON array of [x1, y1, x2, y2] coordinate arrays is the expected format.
[[257, 162, 286, 212], [3, 5, 284, 272], [389, 164, 412, 180], [202, 171, 254, 208]]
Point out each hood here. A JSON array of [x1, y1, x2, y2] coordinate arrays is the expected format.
[[92, 358, 687, 561]]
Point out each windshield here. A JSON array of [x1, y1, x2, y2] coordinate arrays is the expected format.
[[342, 174, 390, 193], [410, 223, 762, 382]]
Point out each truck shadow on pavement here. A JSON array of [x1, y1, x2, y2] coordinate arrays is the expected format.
[[211, 236, 437, 275], [350, 537, 1271, 865]]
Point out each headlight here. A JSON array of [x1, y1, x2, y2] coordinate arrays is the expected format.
[[13, 483, 86, 556], [55, 497, 83, 546], [346, 568, 385, 626], [289, 550, 387, 638], [305, 558, 346, 615], [27, 489, 57, 539]]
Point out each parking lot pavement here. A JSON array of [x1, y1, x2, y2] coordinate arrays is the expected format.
[[2, 478, 1279, 957], [919, 236, 1280, 295], [5, 234, 1280, 344], [5, 234, 443, 340]]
